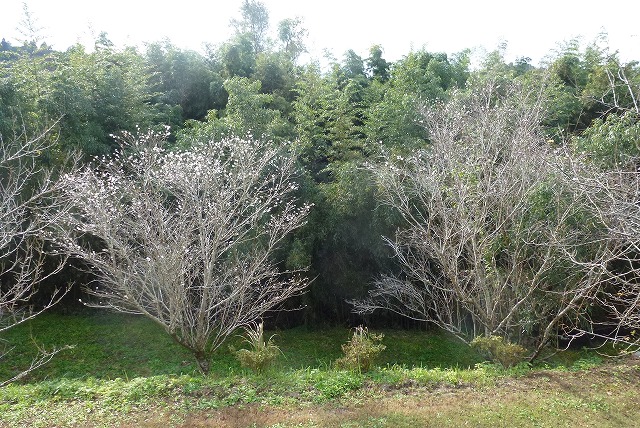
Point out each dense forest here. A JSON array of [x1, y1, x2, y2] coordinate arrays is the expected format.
[[2, 1, 640, 374]]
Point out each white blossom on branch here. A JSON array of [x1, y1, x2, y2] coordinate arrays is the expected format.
[[51, 130, 310, 373]]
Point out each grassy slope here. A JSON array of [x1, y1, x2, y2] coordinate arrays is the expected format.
[[0, 312, 482, 381], [1, 312, 639, 427]]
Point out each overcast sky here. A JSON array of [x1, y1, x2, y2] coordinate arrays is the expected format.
[[1, 0, 638, 65]]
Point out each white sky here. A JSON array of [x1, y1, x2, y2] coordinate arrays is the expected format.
[[1, 0, 638, 65]]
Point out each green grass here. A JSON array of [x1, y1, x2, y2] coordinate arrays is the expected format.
[[2, 361, 638, 427], [0, 312, 485, 382], [271, 326, 482, 370], [0, 311, 200, 380], [2, 311, 638, 427]]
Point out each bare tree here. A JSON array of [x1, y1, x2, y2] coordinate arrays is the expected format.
[[589, 55, 640, 116], [1, 125, 74, 385], [567, 57, 640, 350], [51, 129, 310, 373], [600, 169, 640, 347], [353, 80, 604, 358], [564, 157, 640, 350]]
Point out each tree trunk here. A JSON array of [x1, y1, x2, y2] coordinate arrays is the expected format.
[[195, 352, 210, 374]]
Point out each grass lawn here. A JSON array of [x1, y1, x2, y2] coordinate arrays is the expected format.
[[0, 311, 484, 381], [1, 311, 639, 427]]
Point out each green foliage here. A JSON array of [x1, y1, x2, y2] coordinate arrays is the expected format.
[[293, 64, 365, 166], [178, 76, 293, 144], [551, 48, 589, 89], [538, 71, 585, 137], [363, 81, 427, 148], [363, 49, 468, 148], [335, 326, 386, 372], [572, 111, 640, 168], [0, 40, 157, 158], [366, 45, 390, 82], [312, 370, 363, 399], [145, 42, 225, 122], [277, 17, 307, 62], [471, 335, 528, 368], [216, 33, 257, 78], [571, 354, 604, 371], [231, 0, 271, 54], [583, 57, 640, 116], [233, 322, 280, 373], [290, 63, 395, 322], [0, 43, 58, 138], [224, 76, 293, 137], [521, 175, 609, 308], [543, 39, 629, 134], [392, 49, 469, 102], [253, 51, 296, 98]]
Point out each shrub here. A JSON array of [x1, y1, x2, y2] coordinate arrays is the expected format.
[[470, 335, 528, 368], [335, 326, 385, 372], [233, 322, 280, 373]]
